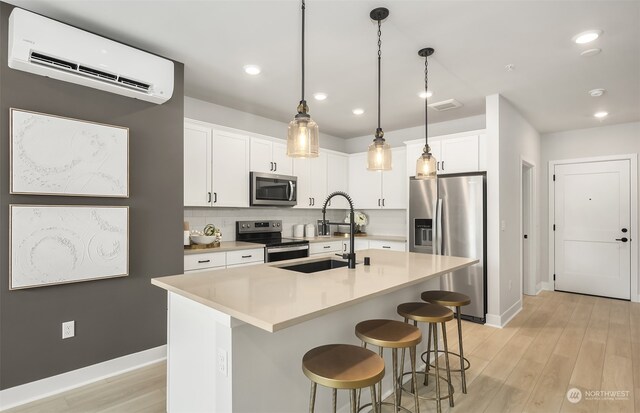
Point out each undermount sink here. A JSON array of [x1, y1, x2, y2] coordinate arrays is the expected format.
[[279, 259, 354, 274]]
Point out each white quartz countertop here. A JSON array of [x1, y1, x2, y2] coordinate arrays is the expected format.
[[294, 234, 407, 243], [183, 241, 264, 255], [152, 249, 477, 332]]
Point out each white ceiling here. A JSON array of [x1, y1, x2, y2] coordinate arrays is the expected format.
[[6, 0, 640, 138]]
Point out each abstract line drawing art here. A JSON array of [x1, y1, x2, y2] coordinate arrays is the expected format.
[[10, 205, 129, 290], [10, 108, 129, 197]]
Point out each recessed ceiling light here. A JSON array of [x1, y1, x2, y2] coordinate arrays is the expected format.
[[580, 48, 602, 57], [505, 64, 515, 72], [418, 90, 433, 99], [594, 111, 608, 118], [313, 92, 327, 101], [243, 65, 261, 75], [573, 30, 602, 44], [352, 108, 365, 115], [589, 88, 605, 97]]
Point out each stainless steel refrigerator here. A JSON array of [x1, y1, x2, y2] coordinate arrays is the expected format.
[[409, 172, 487, 323]]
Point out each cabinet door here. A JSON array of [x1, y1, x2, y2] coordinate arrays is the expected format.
[[405, 142, 424, 178], [212, 130, 250, 207], [348, 153, 382, 209], [184, 122, 212, 207], [327, 153, 349, 209], [368, 240, 406, 252], [293, 158, 312, 208], [271, 141, 293, 175], [381, 147, 407, 209], [429, 140, 443, 173], [440, 135, 479, 173], [250, 137, 274, 173], [309, 152, 328, 208]]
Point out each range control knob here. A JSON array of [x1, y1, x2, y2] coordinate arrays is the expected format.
[[277, 223, 281, 227], [272, 223, 276, 227], [242, 224, 246, 228]]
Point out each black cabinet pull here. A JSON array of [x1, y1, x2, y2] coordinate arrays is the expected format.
[[378, 199, 381, 207], [207, 192, 212, 203], [442, 160, 445, 170], [198, 259, 211, 263], [382, 199, 385, 207], [213, 192, 217, 203], [382, 246, 391, 249], [437, 161, 440, 171], [323, 245, 331, 249], [274, 162, 277, 172], [622, 228, 628, 233], [241, 255, 252, 258], [616, 237, 629, 243]]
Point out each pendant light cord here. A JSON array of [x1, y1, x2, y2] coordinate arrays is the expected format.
[[301, 0, 305, 102], [377, 20, 382, 131], [424, 55, 429, 150]]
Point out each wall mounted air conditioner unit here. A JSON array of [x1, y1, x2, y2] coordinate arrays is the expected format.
[[8, 8, 174, 104]]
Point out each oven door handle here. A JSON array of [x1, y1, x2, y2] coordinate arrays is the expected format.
[[267, 245, 309, 253]]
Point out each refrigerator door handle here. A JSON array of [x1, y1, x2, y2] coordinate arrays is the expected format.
[[437, 199, 444, 255]]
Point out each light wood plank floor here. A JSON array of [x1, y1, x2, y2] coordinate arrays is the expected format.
[[6, 291, 638, 413]]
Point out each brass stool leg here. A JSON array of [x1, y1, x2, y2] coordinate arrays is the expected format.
[[370, 385, 378, 413], [424, 322, 432, 386], [432, 323, 442, 413], [332, 388, 337, 413], [398, 346, 406, 406], [309, 382, 317, 413], [350, 389, 357, 413], [409, 345, 420, 413], [457, 306, 467, 394], [442, 322, 454, 408], [392, 348, 399, 413], [377, 347, 384, 407], [356, 341, 367, 411]]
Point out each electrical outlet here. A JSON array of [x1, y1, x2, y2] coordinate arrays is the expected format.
[[217, 349, 228, 377], [501, 220, 506, 231], [62, 321, 75, 339]]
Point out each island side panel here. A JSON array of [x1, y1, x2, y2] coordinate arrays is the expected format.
[[230, 277, 440, 413], [167, 292, 234, 412]]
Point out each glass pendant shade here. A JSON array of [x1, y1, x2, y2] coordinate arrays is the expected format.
[[416, 150, 437, 179], [287, 115, 319, 158], [367, 139, 392, 171]]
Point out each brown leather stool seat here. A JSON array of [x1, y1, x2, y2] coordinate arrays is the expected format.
[[355, 319, 422, 412], [397, 302, 455, 413], [421, 290, 472, 394], [302, 344, 384, 413]]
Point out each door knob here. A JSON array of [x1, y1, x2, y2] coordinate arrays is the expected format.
[[616, 237, 628, 242], [622, 228, 628, 233]]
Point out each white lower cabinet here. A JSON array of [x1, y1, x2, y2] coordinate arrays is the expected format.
[[309, 241, 343, 255], [343, 239, 370, 253], [185, 248, 264, 272], [368, 240, 406, 252]]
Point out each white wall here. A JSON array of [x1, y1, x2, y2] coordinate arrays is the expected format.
[[344, 114, 485, 153], [185, 96, 347, 152], [486, 94, 541, 325], [540, 121, 640, 299]]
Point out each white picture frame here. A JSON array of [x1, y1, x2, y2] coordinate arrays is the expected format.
[[10, 108, 129, 197], [10, 205, 129, 290]]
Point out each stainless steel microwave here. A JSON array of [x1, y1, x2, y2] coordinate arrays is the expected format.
[[250, 172, 297, 206]]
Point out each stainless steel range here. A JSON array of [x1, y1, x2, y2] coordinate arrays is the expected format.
[[236, 220, 309, 262]]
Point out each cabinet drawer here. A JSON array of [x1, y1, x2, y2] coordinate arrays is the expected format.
[[226, 248, 264, 266], [309, 241, 343, 255], [368, 240, 406, 252], [184, 252, 226, 271]]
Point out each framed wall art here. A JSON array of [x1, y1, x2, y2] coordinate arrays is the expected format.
[[10, 205, 129, 290], [10, 108, 129, 197]]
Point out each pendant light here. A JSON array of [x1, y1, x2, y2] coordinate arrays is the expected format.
[[287, 0, 319, 158], [366, 7, 392, 171], [415, 47, 437, 179]]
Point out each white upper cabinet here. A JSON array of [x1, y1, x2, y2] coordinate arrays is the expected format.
[[294, 152, 327, 208], [404, 130, 485, 177], [326, 152, 349, 209], [212, 130, 250, 207], [184, 119, 250, 208], [249, 137, 293, 175], [348, 148, 406, 209], [184, 122, 212, 207]]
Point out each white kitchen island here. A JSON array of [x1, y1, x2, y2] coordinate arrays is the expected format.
[[151, 249, 477, 413]]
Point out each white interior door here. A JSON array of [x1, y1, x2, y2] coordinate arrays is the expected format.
[[554, 160, 631, 299]]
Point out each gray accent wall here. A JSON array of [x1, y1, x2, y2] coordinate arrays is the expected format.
[[0, 2, 184, 390]]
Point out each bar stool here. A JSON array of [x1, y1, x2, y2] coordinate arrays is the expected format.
[[421, 290, 471, 393], [397, 302, 454, 413], [355, 319, 421, 413], [302, 344, 384, 413]]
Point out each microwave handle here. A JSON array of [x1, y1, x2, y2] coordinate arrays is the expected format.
[[288, 181, 295, 201]]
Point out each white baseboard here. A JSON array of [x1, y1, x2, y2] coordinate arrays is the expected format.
[[632, 294, 640, 303], [540, 281, 554, 291], [0, 345, 167, 411], [484, 299, 523, 329]]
